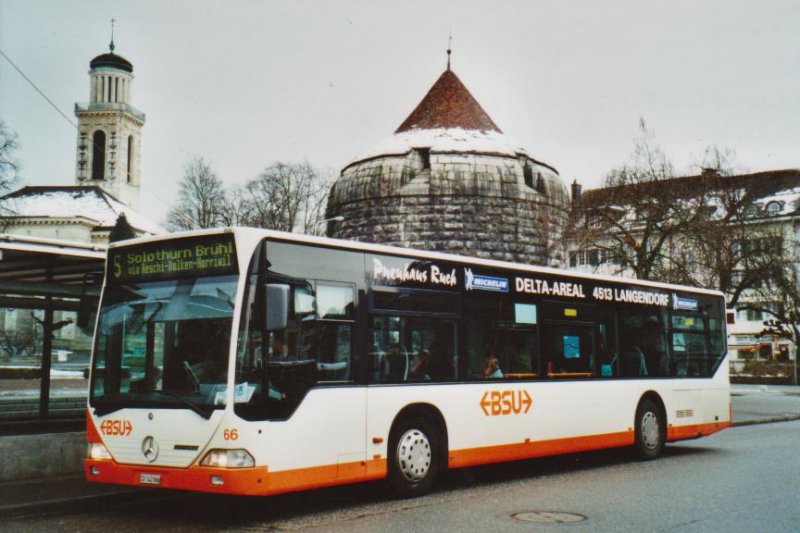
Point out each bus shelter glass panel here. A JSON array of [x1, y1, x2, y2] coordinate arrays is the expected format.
[[0, 307, 43, 419], [48, 309, 93, 417]]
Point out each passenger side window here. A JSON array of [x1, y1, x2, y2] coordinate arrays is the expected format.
[[370, 315, 455, 383], [672, 312, 708, 377], [463, 298, 538, 380], [540, 324, 593, 378], [618, 309, 669, 377], [314, 283, 354, 381]]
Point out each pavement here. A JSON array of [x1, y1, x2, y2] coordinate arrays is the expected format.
[[1, 383, 799, 519]]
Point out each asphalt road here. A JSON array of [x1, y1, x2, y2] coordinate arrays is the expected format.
[[5, 419, 800, 532]]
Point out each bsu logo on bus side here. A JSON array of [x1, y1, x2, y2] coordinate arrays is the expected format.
[[480, 390, 532, 416]]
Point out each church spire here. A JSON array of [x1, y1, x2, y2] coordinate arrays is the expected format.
[[109, 18, 116, 53], [446, 33, 452, 71]]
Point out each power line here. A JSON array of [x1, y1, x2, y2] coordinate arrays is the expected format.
[[0, 46, 194, 228], [0, 47, 79, 130]]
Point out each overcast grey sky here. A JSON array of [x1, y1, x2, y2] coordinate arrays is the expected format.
[[1, 0, 798, 224]]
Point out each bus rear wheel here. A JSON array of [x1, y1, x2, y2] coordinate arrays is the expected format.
[[634, 398, 665, 460], [388, 416, 440, 497]]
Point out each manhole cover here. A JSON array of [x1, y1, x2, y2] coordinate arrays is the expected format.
[[512, 511, 586, 523]]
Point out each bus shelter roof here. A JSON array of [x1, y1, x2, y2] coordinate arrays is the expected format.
[[0, 234, 106, 299]]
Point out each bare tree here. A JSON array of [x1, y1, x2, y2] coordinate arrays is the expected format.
[[239, 161, 333, 235], [166, 156, 227, 231], [676, 192, 783, 308], [218, 187, 251, 227], [0, 120, 19, 189], [739, 240, 800, 384], [568, 119, 700, 281]]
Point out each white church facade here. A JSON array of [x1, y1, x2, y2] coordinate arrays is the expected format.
[[0, 39, 162, 244]]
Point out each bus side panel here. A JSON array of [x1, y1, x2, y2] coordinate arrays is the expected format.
[[366, 380, 663, 470], [256, 386, 372, 493], [668, 355, 731, 441]]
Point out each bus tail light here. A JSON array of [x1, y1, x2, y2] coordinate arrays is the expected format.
[[87, 442, 112, 460], [200, 449, 255, 468]]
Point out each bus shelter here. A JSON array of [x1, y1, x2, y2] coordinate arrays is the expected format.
[[0, 235, 105, 429]]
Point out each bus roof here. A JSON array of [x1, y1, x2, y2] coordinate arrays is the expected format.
[[108, 227, 725, 298]]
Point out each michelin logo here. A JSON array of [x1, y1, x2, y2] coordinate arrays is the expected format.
[[465, 268, 509, 292]]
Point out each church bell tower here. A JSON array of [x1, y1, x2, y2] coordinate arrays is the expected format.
[[74, 24, 145, 209]]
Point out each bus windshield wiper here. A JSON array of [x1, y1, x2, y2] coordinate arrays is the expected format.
[[157, 391, 214, 420]]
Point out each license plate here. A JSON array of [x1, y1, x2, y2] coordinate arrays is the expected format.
[[139, 473, 161, 485]]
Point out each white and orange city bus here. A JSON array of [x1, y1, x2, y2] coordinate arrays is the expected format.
[[85, 228, 730, 497]]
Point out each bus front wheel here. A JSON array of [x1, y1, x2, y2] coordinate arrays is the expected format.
[[634, 398, 665, 460], [388, 416, 440, 497]]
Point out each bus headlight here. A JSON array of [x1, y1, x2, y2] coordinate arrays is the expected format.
[[87, 442, 112, 460], [200, 449, 255, 468]]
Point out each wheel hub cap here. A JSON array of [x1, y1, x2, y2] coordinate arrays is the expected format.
[[641, 411, 660, 450], [397, 429, 432, 482]]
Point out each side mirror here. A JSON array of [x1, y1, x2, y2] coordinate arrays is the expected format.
[[266, 284, 289, 332]]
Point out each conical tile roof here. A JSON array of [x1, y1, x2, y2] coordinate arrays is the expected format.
[[395, 69, 501, 133]]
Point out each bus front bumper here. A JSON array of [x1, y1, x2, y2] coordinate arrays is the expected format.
[[85, 459, 269, 496]]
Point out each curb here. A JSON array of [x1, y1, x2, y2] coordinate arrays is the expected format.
[[732, 414, 800, 427]]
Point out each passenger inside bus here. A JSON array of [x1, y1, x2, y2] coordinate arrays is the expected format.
[[482, 356, 503, 378], [408, 350, 430, 380]]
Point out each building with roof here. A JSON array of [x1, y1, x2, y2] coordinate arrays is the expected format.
[[567, 168, 800, 378], [0, 38, 161, 243], [326, 56, 570, 266], [0, 36, 161, 441]]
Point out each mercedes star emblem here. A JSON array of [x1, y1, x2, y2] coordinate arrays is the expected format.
[[141, 436, 159, 462]]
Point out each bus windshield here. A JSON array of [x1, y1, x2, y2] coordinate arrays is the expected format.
[[90, 275, 238, 417]]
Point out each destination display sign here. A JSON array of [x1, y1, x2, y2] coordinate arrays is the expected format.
[[108, 233, 238, 284], [513, 274, 670, 307], [512, 274, 670, 307]]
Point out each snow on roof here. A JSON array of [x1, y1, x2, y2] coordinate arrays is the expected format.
[[754, 186, 800, 215], [2, 186, 164, 234], [343, 67, 558, 174], [346, 127, 556, 173]]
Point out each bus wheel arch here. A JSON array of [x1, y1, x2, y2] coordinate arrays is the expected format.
[[633, 391, 667, 460], [387, 403, 448, 497]]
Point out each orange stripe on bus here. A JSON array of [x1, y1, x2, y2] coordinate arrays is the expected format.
[[86, 421, 730, 496], [448, 430, 635, 468], [85, 457, 388, 496], [667, 420, 730, 441]]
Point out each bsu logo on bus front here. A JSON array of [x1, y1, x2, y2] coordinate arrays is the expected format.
[[480, 390, 532, 416]]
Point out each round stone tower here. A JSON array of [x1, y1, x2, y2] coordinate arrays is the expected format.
[[326, 62, 570, 266]]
